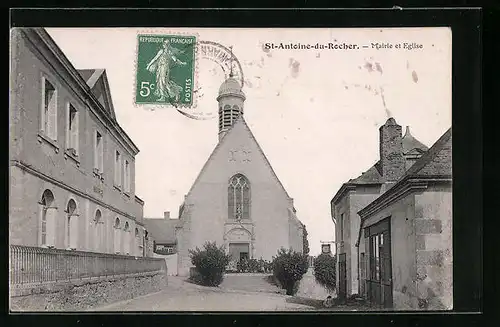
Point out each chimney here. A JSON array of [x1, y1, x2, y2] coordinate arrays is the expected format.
[[164, 211, 170, 219], [379, 118, 405, 182]]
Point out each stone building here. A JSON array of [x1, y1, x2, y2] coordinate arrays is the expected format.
[[331, 118, 452, 310], [175, 75, 305, 276], [9, 28, 149, 256]]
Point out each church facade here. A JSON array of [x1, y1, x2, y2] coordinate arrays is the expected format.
[[175, 76, 304, 276]]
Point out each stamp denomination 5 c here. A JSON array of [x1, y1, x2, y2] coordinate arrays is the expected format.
[[135, 34, 196, 107]]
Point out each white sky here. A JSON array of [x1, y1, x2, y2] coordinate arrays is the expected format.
[[46, 27, 451, 256]]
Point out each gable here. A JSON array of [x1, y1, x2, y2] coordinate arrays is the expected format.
[[90, 72, 116, 120], [186, 117, 292, 202], [77, 68, 116, 121]]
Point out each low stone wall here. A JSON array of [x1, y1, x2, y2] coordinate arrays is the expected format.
[[10, 271, 167, 311]]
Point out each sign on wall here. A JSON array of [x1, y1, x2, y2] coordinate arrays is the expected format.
[[321, 244, 331, 255]]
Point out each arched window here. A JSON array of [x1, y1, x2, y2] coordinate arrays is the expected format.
[[123, 222, 130, 255], [66, 199, 78, 250], [40, 190, 56, 247], [114, 217, 121, 254], [228, 174, 250, 220], [94, 209, 102, 252]]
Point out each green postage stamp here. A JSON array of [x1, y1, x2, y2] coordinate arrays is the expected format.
[[135, 34, 197, 107]]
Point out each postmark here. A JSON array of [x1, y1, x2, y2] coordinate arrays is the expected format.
[[175, 40, 245, 121], [135, 34, 197, 107]]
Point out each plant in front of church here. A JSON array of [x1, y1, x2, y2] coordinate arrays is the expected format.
[[313, 253, 337, 292], [189, 241, 231, 287], [271, 248, 309, 295]]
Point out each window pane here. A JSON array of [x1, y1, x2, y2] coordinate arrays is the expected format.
[[242, 186, 250, 219], [228, 186, 235, 219]]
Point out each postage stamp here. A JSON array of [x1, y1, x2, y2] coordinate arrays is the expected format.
[[135, 34, 197, 107]]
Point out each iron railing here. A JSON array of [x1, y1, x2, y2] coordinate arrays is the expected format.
[[10, 245, 166, 285]]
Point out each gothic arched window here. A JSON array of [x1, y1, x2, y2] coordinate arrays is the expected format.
[[40, 189, 56, 247], [94, 209, 102, 252], [228, 174, 250, 220]]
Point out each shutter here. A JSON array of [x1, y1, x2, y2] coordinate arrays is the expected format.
[[364, 230, 370, 281], [48, 90, 57, 140], [41, 77, 46, 132], [98, 135, 103, 171], [72, 112, 78, 152], [46, 208, 56, 247]]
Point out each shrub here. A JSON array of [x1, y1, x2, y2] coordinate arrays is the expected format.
[[272, 248, 309, 295], [313, 253, 336, 292], [188, 241, 231, 286], [236, 258, 273, 273]]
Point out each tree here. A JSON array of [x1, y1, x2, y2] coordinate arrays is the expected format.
[[302, 223, 310, 255]]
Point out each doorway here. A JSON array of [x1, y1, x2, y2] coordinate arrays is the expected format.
[[338, 253, 347, 301], [229, 243, 250, 263], [365, 217, 393, 309]]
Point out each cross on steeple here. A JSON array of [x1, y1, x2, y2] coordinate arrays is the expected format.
[[229, 45, 234, 78]]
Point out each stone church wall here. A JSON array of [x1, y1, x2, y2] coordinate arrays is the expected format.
[[175, 119, 303, 276]]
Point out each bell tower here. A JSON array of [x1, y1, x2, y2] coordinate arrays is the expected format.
[[216, 47, 245, 141]]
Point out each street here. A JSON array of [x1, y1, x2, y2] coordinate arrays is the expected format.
[[94, 275, 315, 311]]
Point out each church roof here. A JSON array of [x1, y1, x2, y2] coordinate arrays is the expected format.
[[218, 77, 245, 99], [402, 126, 428, 154], [143, 218, 181, 244], [184, 115, 293, 202]]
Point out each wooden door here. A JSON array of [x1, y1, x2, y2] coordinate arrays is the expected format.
[[365, 217, 393, 309]]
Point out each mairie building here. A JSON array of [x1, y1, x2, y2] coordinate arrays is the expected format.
[[10, 28, 151, 256]]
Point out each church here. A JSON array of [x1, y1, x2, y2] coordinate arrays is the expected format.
[[175, 74, 305, 276]]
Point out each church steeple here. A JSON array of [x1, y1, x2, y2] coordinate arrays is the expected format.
[[217, 46, 245, 141]]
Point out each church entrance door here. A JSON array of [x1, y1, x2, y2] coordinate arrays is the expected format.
[[229, 243, 250, 265]]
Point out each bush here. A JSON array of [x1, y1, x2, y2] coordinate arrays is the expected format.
[[272, 248, 309, 295], [236, 258, 273, 273], [189, 242, 231, 286], [313, 253, 336, 292]]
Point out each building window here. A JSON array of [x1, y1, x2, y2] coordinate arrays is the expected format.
[[94, 209, 102, 252], [124, 160, 130, 193], [228, 174, 250, 220], [370, 233, 384, 281], [114, 218, 121, 253], [41, 77, 57, 140], [66, 103, 79, 156], [66, 199, 78, 250], [94, 131, 104, 172], [40, 190, 56, 247], [114, 151, 121, 187], [340, 213, 344, 242], [124, 222, 130, 255]]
